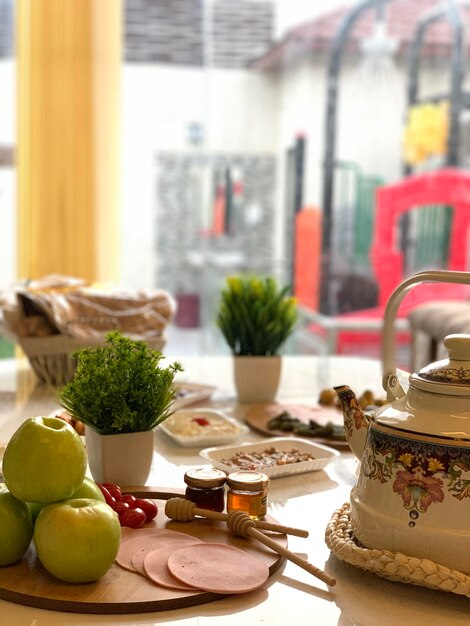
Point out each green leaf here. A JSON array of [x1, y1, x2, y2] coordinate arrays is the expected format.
[[59, 331, 183, 435], [216, 276, 298, 356]]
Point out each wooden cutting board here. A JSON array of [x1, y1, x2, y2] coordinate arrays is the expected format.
[[244, 403, 349, 450], [0, 489, 287, 614]]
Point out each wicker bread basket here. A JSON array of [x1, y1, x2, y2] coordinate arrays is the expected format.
[[18, 334, 166, 388]]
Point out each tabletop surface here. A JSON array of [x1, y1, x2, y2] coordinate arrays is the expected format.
[[0, 354, 469, 625]]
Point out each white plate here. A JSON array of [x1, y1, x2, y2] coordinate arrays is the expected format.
[[160, 409, 249, 448], [199, 437, 340, 478], [172, 382, 217, 410]]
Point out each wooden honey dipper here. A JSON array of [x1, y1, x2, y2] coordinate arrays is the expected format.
[[165, 499, 336, 587], [165, 497, 309, 538], [228, 509, 336, 587]]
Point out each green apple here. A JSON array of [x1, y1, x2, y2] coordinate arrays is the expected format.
[[70, 477, 105, 502], [28, 501, 46, 522], [34, 498, 121, 583], [3, 416, 87, 503], [0, 484, 33, 565], [28, 478, 105, 521]]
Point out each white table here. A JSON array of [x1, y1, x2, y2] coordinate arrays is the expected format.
[[0, 355, 469, 625]]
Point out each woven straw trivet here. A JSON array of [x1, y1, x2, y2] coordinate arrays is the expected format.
[[325, 503, 470, 598]]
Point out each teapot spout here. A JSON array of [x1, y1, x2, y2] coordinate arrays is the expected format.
[[334, 385, 370, 459]]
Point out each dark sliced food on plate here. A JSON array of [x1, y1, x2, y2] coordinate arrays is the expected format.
[[267, 411, 346, 440]]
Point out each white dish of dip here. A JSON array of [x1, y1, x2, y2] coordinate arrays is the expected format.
[[160, 409, 249, 448]]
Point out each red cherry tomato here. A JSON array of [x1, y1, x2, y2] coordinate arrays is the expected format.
[[113, 501, 130, 516], [97, 484, 116, 507], [102, 482, 123, 501], [134, 498, 158, 522], [121, 494, 137, 507], [120, 507, 146, 528]]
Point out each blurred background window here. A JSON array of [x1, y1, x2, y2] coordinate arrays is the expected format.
[[3, 0, 470, 361]]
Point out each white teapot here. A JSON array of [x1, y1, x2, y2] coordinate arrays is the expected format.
[[335, 270, 470, 573]]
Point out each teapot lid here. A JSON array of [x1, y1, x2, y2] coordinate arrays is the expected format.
[[412, 334, 470, 394]]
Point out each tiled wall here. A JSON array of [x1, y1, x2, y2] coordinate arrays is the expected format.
[[155, 151, 277, 294], [212, 0, 273, 68], [125, 0, 205, 66], [0, 0, 274, 66], [125, 0, 274, 68]]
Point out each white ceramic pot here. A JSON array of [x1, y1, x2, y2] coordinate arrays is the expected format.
[[233, 355, 282, 403], [85, 428, 154, 486]]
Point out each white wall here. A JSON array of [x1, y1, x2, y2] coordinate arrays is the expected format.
[[274, 54, 406, 212], [119, 53, 455, 291], [120, 64, 279, 289], [337, 59, 406, 184], [119, 1, 373, 291], [275, 0, 357, 38], [277, 58, 327, 210]]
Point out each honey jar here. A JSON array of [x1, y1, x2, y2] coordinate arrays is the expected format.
[[226, 470, 270, 520], [184, 467, 226, 512]]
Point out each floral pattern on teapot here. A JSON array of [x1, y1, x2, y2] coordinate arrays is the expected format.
[[362, 429, 470, 527], [342, 390, 369, 439]]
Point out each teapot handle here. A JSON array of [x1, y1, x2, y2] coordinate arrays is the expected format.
[[383, 269, 470, 400]]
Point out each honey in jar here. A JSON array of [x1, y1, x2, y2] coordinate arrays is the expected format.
[[226, 470, 270, 520], [184, 467, 226, 512]]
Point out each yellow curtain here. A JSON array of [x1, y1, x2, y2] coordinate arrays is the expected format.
[[16, 0, 122, 284]]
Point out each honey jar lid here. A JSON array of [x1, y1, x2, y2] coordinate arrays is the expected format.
[[184, 467, 226, 488], [226, 470, 269, 491]]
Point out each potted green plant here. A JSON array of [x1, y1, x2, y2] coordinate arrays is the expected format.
[[59, 331, 182, 485], [216, 276, 297, 403]]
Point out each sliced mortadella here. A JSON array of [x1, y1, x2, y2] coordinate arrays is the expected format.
[[116, 529, 196, 571], [132, 534, 203, 576], [143, 540, 204, 591], [167, 542, 270, 594]]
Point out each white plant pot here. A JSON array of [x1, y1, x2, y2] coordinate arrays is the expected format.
[[85, 428, 154, 486], [233, 355, 282, 403]]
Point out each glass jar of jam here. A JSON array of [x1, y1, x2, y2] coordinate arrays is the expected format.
[[184, 467, 226, 512], [226, 471, 270, 520]]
